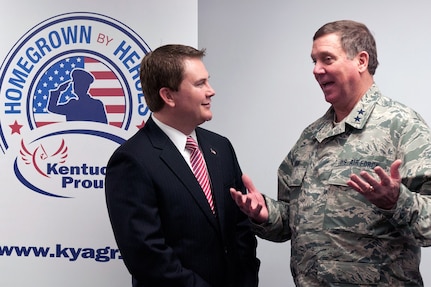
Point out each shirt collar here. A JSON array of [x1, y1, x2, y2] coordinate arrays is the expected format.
[[152, 115, 197, 152], [314, 84, 381, 142], [344, 83, 380, 129]]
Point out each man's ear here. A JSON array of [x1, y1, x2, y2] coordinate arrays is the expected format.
[[159, 87, 175, 107], [357, 51, 369, 73]]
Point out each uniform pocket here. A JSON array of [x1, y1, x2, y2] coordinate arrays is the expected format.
[[323, 166, 394, 237], [317, 260, 381, 285]]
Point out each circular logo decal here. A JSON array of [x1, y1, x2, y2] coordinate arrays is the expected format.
[[0, 12, 152, 197]]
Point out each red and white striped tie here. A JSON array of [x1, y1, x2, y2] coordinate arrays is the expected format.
[[185, 136, 214, 213]]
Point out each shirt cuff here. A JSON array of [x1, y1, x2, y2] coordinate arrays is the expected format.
[[388, 184, 414, 226]]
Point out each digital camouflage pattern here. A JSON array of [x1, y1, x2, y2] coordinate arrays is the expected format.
[[254, 85, 431, 286]]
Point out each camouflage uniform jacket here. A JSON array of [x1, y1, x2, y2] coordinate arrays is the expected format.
[[253, 84, 431, 286]]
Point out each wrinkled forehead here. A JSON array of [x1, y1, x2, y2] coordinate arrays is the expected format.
[[311, 33, 344, 56]]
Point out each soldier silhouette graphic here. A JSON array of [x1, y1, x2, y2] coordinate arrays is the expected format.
[[48, 68, 108, 124]]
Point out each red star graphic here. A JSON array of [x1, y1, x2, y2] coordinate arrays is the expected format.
[[136, 120, 146, 129], [9, 120, 23, 135]]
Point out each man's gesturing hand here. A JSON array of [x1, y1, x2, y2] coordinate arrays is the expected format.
[[347, 159, 402, 210], [230, 174, 269, 224]]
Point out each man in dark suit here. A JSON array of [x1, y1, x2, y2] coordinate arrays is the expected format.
[[105, 44, 259, 287]]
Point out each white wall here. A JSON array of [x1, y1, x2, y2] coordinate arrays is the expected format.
[[198, 1, 431, 286]]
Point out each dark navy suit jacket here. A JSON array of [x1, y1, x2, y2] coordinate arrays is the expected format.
[[105, 116, 259, 287]]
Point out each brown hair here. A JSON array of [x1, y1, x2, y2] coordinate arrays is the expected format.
[[313, 20, 379, 75], [140, 44, 206, 112]]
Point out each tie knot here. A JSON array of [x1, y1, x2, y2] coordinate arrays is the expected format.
[[185, 136, 199, 152]]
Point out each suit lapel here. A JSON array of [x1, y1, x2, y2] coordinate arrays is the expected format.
[[146, 119, 219, 229]]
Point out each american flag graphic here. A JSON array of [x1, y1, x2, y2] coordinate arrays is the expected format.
[[33, 56, 126, 128]]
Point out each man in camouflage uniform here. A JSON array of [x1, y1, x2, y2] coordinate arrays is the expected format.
[[231, 20, 431, 286]]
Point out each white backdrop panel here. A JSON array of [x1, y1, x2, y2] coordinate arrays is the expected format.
[[0, 1, 197, 286]]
